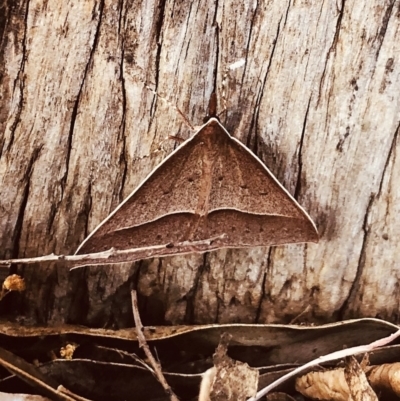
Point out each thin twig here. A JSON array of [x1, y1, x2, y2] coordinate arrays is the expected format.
[[247, 328, 400, 401], [0, 234, 227, 268], [0, 346, 77, 401], [120, 350, 156, 373], [57, 385, 93, 401], [131, 290, 179, 401]]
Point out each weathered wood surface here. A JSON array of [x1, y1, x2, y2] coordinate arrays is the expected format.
[[0, 0, 399, 325]]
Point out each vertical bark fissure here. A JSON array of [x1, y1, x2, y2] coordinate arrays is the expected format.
[[11, 146, 42, 258], [375, 0, 395, 60], [247, 15, 282, 151], [0, 0, 14, 153], [330, 0, 346, 54], [255, 271, 267, 323], [283, 0, 292, 28], [132, 259, 145, 296], [240, 0, 259, 150], [317, 0, 345, 105], [377, 121, 399, 196], [0, 0, 12, 45], [145, 0, 167, 142], [302, 243, 309, 296], [184, 253, 207, 324], [294, 95, 311, 199], [46, 200, 58, 235], [249, 87, 262, 152], [212, 9, 219, 101], [214, 284, 222, 323], [239, 0, 258, 91], [82, 181, 93, 240], [117, 0, 124, 36], [61, 0, 105, 195], [255, 247, 272, 322], [179, 1, 194, 65], [5, 0, 30, 155], [337, 193, 375, 320], [11, 184, 29, 259], [153, 0, 167, 102], [118, 2, 128, 202], [212, 0, 219, 25], [261, 16, 281, 91]]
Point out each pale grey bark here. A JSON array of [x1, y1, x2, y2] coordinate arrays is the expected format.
[[0, 0, 399, 325]]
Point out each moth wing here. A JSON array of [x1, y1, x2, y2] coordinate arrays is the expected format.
[[76, 118, 318, 255], [208, 121, 311, 219], [201, 120, 318, 245], [76, 126, 210, 254]]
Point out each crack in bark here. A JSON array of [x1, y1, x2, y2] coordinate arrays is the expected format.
[[11, 146, 42, 258], [211, 9, 219, 102], [0, 0, 16, 154], [179, 1, 194, 65], [214, 261, 224, 323], [375, 0, 396, 60], [61, 0, 105, 200], [5, 0, 30, 155], [46, 202, 58, 236], [337, 193, 375, 320], [184, 253, 208, 324], [255, 247, 272, 323], [260, 16, 281, 94], [238, 0, 257, 92], [118, 2, 128, 202], [117, 0, 124, 36], [371, 122, 399, 250], [283, 0, 292, 28], [83, 181, 93, 239], [247, 14, 282, 151], [317, 0, 345, 106], [294, 95, 311, 199], [144, 0, 167, 153], [153, 0, 167, 104], [0, 0, 12, 45], [132, 254, 144, 289], [377, 120, 399, 196], [248, 87, 262, 153]]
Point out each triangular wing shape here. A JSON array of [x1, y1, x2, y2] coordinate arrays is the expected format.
[[76, 118, 318, 257]]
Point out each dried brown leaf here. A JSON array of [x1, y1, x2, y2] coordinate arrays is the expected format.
[[200, 333, 259, 401], [295, 368, 349, 401], [366, 362, 400, 397], [344, 356, 378, 401]]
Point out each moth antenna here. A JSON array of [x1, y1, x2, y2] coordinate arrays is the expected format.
[[132, 62, 194, 130], [167, 135, 185, 143], [144, 84, 195, 131]]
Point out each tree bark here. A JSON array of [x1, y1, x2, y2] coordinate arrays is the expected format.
[[0, 0, 399, 326]]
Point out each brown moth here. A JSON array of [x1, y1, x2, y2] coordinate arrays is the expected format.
[[75, 117, 318, 263]]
